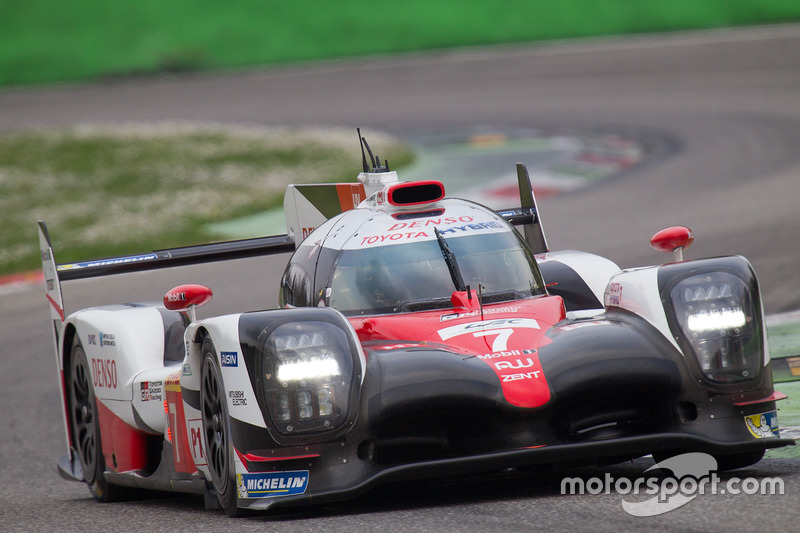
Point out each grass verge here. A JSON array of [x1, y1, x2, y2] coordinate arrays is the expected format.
[[2, 1, 800, 86], [0, 124, 411, 275]]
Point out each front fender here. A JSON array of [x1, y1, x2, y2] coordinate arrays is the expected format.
[[604, 256, 770, 394]]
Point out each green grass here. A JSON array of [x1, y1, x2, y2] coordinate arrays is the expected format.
[[0, 125, 411, 275], [2, 0, 800, 87], [768, 319, 800, 360], [765, 380, 800, 458]]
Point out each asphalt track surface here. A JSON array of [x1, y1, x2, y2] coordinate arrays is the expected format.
[[2, 24, 800, 532]]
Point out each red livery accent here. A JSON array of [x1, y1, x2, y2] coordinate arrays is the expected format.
[[336, 183, 366, 211], [95, 399, 149, 473], [165, 373, 197, 473], [236, 448, 321, 467], [92, 358, 117, 389], [244, 452, 321, 462], [387, 216, 474, 231], [351, 295, 564, 408], [733, 391, 789, 406], [650, 226, 694, 254], [450, 289, 480, 310], [46, 293, 65, 321]]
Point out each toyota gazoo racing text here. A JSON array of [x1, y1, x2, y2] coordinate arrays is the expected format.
[[39, 132, 794, 516]]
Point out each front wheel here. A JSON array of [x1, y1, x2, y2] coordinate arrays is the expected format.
[[68, 336, 124, 501], [200, 338, 243, 517]]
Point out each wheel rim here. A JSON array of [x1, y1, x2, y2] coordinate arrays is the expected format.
[[69, 346, 98, 483], [201, 354, 229, 493]]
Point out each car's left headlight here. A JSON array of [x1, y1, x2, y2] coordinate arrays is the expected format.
[[663, 260, 764, 385]]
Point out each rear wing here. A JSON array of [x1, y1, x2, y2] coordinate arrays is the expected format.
[[53, 233, 295, 281], [37, 221, 295, 347], [497, 163, 548, 254]]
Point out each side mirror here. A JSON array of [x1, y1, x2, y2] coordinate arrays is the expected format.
[[164, 284, 213, 322], [651, 226, 694, 262]]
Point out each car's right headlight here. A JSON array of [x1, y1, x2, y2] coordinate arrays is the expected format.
[[663, 259, 764, 385], [261, 319, 357, 437]]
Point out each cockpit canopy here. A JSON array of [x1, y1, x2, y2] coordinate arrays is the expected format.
[[280, 198, 546, 316]]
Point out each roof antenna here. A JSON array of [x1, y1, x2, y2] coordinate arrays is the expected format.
[[363, 136, 378, 169], [357, 128, 370, 173], [356, 128, 390, 172]]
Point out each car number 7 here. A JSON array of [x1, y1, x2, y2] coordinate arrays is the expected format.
[[473, 328, 514, 352]]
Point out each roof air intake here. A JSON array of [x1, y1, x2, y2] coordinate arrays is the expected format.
[[384, 181, 445, 207]]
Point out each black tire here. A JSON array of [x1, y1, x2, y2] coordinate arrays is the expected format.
[[200, 338, 243, 517], [68, 336, 124, 501]]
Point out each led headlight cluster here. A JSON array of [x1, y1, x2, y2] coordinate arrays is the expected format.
[[261, 321, 355, 436], [669, 271, 762, 384]]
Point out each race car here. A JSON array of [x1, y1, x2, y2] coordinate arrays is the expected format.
[[39, 133, 794, 516]]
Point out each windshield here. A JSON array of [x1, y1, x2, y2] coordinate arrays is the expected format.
[[327, 230, 545, 315]]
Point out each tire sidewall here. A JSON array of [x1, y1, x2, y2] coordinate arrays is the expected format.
[[200, 339, 240, 515], [68, 336, 118, 500]]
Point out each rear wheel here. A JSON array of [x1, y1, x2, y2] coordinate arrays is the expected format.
[[68, 337, 123, 501], [200, 338, 243, 516]]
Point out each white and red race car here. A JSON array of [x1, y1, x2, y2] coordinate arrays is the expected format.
[[39, 134, 793, 515]]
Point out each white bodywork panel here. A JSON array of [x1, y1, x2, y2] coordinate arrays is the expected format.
[[536, 250, 620, 307], [132, 366, 181, 434], [63, 305, 185, 434], [185, 314, 267, 428], [603, 266, 682, 352]]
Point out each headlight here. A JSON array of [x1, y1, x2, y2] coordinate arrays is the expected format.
[[261, 320, 356, 437], [668, 270, 762, 384]]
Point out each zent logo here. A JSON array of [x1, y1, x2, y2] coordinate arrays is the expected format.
[[502, 371, 541, 382]]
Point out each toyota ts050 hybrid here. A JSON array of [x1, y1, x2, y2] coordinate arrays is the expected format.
[[39, 133, 794, 516]]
